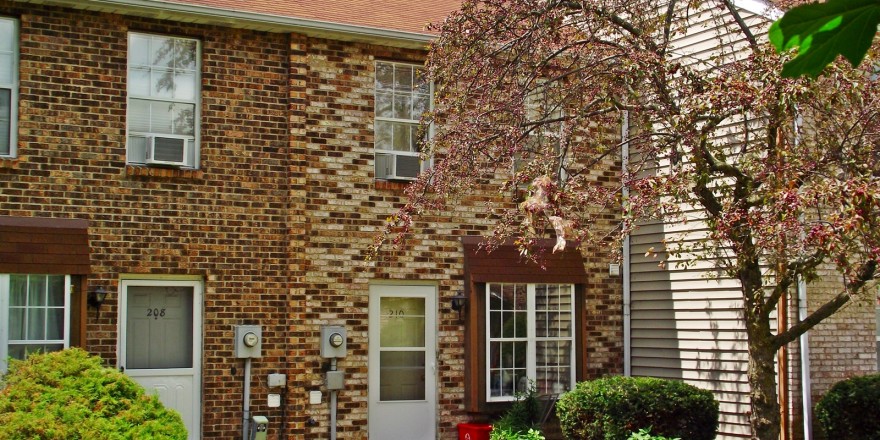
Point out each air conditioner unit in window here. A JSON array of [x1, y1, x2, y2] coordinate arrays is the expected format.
[[145, 136, 187, 167], [377, 153, 421, 180]]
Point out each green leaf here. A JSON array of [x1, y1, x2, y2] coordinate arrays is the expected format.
[[769, 0, 880, 77]]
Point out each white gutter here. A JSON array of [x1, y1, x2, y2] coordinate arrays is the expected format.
[[13, 0, 437, 48], [621, 110, 632, 377]]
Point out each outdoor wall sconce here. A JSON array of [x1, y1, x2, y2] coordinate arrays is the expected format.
[[450, 291, 468, 319], [88, 286, 108, 312]]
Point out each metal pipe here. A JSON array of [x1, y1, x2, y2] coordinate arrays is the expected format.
[[330, 358, 338, 440], [799, 277, 813, 440], [621, 110, 632, 377], [778, 262, 790, 440], [243, 358, 252, 440], [792, 109, 813, 440]]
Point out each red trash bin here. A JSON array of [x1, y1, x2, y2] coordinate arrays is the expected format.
[[457, 423, 492, 440]]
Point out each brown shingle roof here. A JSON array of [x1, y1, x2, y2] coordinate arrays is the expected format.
[[162, 0, 463, 35]]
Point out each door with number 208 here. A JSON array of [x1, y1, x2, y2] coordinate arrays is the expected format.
[[119, 280, 202, 440]]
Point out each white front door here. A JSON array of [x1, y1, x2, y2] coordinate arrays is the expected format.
[[119, 279, 202, 440], [369, 284, 437, 440]]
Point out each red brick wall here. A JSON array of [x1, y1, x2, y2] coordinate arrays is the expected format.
[[0, 2, 624, 439], [781, 264, 877, 440], [0, 2, 292, 438], [285, 35, 623, 439]]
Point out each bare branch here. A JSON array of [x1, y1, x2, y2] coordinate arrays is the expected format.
[[773, 260, 878, 349]]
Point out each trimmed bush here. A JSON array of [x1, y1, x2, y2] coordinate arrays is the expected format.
[[0, 348, 187, 439], [556, 376, 718, 440], [815, 373, 880, 440]]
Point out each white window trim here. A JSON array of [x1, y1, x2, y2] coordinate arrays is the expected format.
[[0, 17, 19, 158], [374, 60, 433, 181], [126, 32, 201, 169], [485, 282, 576, 402], [0, 274, 71, 374]]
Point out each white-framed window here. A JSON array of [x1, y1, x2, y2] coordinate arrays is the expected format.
[[486, 282, 575, 401], [0, 17, 18, 158], [0, 274, 71, 373], [374, 61, 432, 180], [515, 82, 566, 185], [127, 32, 200, 168]]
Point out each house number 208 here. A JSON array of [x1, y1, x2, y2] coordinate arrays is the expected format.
[[146, 308, 166, 319]]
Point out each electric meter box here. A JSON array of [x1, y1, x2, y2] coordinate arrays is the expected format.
[[320, 325, 347, 359], [250, 415, 268, 440], [234, 325, 262, 359]]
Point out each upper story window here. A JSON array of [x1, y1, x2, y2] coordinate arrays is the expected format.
[[374, 61, 432, 181], [0, 17, 18, 158], [486, 282, 575, 402], [0, 274, 71, 373], [127, 33, 200, 169], [516, 82, 565, 184]]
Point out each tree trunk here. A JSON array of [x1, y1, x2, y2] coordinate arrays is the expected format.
[[747, 318, 781, 440]]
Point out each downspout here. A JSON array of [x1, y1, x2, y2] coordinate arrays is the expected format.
[[798, 276, 813, 440], [793, 110, 813, 440], [243, 357, 253, 440], [778, 263, 790, 440], [621, 110, 632, 377]]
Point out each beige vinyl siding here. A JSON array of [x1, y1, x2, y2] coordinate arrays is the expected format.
[[628, 3, 771, 439], [630, 220, 752, 438]]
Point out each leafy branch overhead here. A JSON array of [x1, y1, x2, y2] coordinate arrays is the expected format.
[[770, 0, 880, 77]]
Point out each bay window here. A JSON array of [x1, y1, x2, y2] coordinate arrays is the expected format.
[[487, 282, 575, 401]]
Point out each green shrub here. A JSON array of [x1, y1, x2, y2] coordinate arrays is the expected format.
[[493, 381, 543, 434], [627, 428, 680, 440], [491, 427, 546, 440], [556, 376, 718, 440], [815, 373, 880, 440], [0, 348, 187, 439]]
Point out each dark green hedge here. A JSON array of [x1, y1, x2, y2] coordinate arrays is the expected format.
[[0, 348, 187, 439], [816, 373, 880, 440], [556, 376, 718, 440]]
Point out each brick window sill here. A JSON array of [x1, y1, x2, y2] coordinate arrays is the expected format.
[[375, 179, 412, 191], [126, 165, 204, 180], [0, 157, 19, 169]]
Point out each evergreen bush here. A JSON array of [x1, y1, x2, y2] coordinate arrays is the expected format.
[[556, 376, 718, 440], [815, 373, 880, 440], [0, 348, 187, 439]]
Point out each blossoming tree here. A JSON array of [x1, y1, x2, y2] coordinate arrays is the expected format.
[[376, 0, 879, 439]]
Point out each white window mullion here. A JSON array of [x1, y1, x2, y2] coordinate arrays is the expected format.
[[526, 284, 537, 382]]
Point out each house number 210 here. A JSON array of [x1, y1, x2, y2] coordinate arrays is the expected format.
[[147, 308, 166, 319]]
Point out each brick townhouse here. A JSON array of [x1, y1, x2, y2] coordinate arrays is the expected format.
[[5, 1, 874, 440], [0, 1, 624, 439]]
